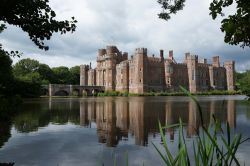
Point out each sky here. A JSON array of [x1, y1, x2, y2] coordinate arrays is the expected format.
[[0, 0, 249, 71]]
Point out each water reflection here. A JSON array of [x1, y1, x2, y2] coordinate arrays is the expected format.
[[9, 97, 238, 147], [4, 97, 238, 149], [78, 98, 236, 146]]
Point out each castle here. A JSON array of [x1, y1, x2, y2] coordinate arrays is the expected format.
[[80, 46, 235, 93]]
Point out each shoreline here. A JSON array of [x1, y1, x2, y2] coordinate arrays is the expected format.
[[39, 90, 242, 98]]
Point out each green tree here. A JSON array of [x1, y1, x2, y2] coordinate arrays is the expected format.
[[157, 0, 250, 47], [13, 58, 40, 77], [238, 70, 250, 97], [0, 50, 14, 96], [0, 0, 77, 52], [38, 63, 54, 84], [70, 66, 80, 85], [52, 66, 72, 84]]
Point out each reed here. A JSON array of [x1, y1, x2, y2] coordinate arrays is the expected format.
[[152, 87, 249, 166]]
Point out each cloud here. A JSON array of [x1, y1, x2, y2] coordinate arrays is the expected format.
[[0, 0, 249, 71]]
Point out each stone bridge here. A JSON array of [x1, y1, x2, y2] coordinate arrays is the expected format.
[[44, 84, 104, 96]]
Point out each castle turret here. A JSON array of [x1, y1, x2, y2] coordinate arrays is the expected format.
[[106, 45, 118, 55], [212, 56, 220, 67], [88, 69, 96, 86], [98, 49, 106, 56], [133, 48, 147, 93], [224, 61, 235, 91], [186, 54, 198, 93], [80, 65, 89, 86]]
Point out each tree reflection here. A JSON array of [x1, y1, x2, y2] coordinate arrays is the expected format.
[[0, 121, 11, 148], [6, 97, 238, 148]]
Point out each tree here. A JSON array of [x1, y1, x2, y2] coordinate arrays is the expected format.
[[37, 63, 54, 83], [238, 70, 250, 98], [13, 58, 40, 77], [52, 66, 72, 84], [157, 0, 250, 48], [70, 66, 80, 85], [0, 0, 77, 53], [0, 50, 14, 95]]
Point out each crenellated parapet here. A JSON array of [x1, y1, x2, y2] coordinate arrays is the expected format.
[[135, 48, 147, 56], [98, 49, 106, 56], [212, 56, 220, 67], [106, 45, 119, 55]]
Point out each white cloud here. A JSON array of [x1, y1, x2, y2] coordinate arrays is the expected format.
[[0, 0, 249, 70]]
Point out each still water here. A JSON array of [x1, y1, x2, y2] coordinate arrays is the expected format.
[[0, 96, 250, 166]]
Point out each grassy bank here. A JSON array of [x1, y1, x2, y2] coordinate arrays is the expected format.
[[97, 90, 242, 97]]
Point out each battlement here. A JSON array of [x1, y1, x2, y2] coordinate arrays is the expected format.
[[212, 56, 220, 67], [186, 54, 198, 60], [224, 61, 235, 66], [148, 57, 162, 63], [106, 45, 119, 55], [98, 49, 106, 56], [80, 64, 89, 70], [135, 48, 147, 55], [199, 58, 207, 64], [175, 63, 187, 67]]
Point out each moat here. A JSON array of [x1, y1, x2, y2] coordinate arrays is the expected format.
[[0, 96, 250, 165]]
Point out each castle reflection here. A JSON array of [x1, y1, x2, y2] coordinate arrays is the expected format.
[[78, 98, 236, 147]]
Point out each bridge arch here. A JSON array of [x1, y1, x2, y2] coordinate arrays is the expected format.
[[72, 89, 80, 96], [54, 90, 69, 96]]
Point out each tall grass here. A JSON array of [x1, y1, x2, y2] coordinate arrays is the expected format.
[[96, 90, 241, 97], [152, 87, 250, 166]]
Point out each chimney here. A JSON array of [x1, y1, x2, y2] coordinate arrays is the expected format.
[[160, 50, 164, 59], [169, 50, 173, 60]]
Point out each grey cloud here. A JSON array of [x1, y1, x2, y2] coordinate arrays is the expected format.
[[0, 0, 249, 70]]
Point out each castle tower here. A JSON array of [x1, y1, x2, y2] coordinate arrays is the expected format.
[[96, 46, 121, 91], [80, 65, 89, 86], [105, 46, 118, 90], [224, 61, 235, 91], [133, 48, 147, 93], [96, 49, 106, 86], [88, 69, 96, 86], [186, 54, 198, 93], [212, 56, 220, 67]]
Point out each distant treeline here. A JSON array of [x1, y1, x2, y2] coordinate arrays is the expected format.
[[13, 58, 80, 85], [235, 71, 250, 97], [0, 51, 80, 98]]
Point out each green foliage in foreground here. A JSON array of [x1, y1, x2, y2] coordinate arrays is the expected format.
[[236, 71, 250, 99], [97, 90, 241, 97], [157, 0, 250, 48], [153, 87, 250, 166]]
